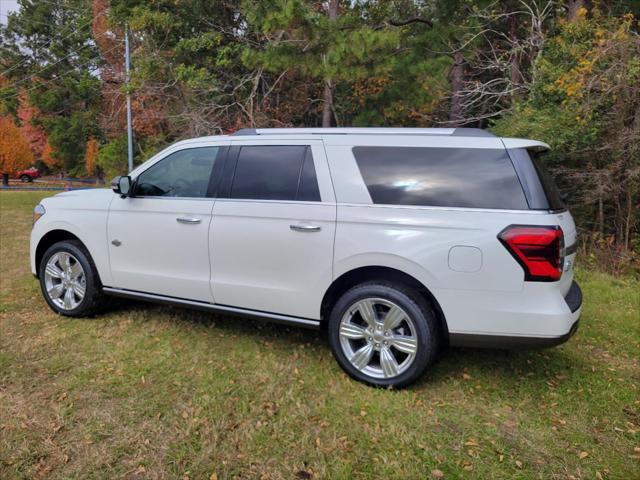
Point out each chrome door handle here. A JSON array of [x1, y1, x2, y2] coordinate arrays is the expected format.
[[290, 224, 321, 232], [177, 217, 201, 224]]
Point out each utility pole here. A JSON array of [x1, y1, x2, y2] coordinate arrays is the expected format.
[[125, 25, 133, 173]]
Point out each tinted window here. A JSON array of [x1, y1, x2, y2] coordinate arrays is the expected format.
[[230, 145, 321, 201], [135, 147, 219, 198], [297, 147, 321, 202], [353, 146, 528, 209], [531, 152, 565, 210]]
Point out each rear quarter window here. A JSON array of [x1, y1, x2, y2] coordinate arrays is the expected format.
[[507, 148, 565, 211], [352, 146, 528, 210], [531, 153, 565, 211]]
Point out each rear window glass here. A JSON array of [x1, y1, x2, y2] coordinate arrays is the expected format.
[[352, 146, 528, 210], [531, 152, 565, 211]]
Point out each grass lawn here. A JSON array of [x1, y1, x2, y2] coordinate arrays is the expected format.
[[1, 191, 638, 479]]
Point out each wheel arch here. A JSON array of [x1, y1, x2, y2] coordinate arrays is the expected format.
[[320, 265, 449, 340], [35, 230, 92, 280]]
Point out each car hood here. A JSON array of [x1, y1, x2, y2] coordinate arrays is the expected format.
[[42, 188, 115, 211]]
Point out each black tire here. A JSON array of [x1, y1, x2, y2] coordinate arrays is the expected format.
[[20, 175, 30, 182], [328, 282, 440, 388], [38, 240, 104, 317]]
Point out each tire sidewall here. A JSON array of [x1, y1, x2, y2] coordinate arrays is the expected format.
[[39, 241, 99, 316], [328, 283, 435, 388]]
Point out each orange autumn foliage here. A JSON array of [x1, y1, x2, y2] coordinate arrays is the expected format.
[[17, 90, 48, 159], [0, 116, 34, 174], [85, 138, 99, 176], [41, 141, 58, 168]]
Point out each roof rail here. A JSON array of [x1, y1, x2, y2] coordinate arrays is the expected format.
[[232, 127, 496, 137]]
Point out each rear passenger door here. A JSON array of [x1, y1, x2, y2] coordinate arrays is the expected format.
[[210, 140, 336, 319]]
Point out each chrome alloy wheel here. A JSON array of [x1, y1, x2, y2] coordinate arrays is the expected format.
[[44, 252, 86, 311], [339, 298, 418, 379]]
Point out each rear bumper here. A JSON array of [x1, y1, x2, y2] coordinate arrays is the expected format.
[[447, 281, 583, 349], [449, 319, 579, 349]]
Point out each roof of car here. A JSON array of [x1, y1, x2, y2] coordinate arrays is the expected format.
[[232, 127, 496, 137], [162, 127, 550, 155]]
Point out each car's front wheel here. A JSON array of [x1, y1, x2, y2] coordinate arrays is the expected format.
[[328, 282, 440, 388], [20, 175, 31, 182], [39, 240, 103, 317]]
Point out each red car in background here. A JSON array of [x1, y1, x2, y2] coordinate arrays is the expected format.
[[16, 167, 40, 182]]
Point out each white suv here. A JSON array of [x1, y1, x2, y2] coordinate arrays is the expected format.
[[30, 128, 582, 388]]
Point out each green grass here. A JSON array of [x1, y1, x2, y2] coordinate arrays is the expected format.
[[1, 191, 638, 479]]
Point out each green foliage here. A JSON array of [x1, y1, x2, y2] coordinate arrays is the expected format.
[[0, 0, 103, 173], [241, 0, 400, 83], [492, 10, 639, 246], [96, 135, 129, 180]]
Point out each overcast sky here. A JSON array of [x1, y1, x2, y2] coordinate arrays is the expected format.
[[0, 0, 20, 25]]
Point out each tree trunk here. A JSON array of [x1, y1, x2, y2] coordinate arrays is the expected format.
[[598, 192, 604, 236], [624, 187, 633, 250], [322, 0, 339, 127], [566, 0, 585, 22], [449, 52, 466, 125], [509, 14, 522, 103], [322, 80, 333, 127], [2, 173, 8, 186], [615, 195, 624, 248]]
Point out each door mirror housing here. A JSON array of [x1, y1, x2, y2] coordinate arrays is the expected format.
[[111, 175, 132, 197]]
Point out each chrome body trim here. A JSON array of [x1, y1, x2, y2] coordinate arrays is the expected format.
[[102, 287, 321, 329]]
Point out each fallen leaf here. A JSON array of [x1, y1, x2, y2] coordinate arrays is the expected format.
[[579, 451, 589, 459], [515, 460, 523, 468], [209, 474, 217, 480], [464, 439, 479, 447], [431, 469, 444, 478], [462, 373, 472, 380]]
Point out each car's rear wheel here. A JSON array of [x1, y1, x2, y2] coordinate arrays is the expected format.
[[20, 175, 30, 182], [328, 282, 439, 388], [39, 240, 103, 317]]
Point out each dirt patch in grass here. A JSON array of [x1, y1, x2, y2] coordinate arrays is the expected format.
[[1, 191, 638, 479]]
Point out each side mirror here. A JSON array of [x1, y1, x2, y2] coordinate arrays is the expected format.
[[111, 175, 132, 197]]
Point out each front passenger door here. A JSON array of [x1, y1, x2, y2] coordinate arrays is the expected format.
[[108, 144, 227, 302]]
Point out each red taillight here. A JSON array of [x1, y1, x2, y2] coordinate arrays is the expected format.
[[498, 225, 564, 282]]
